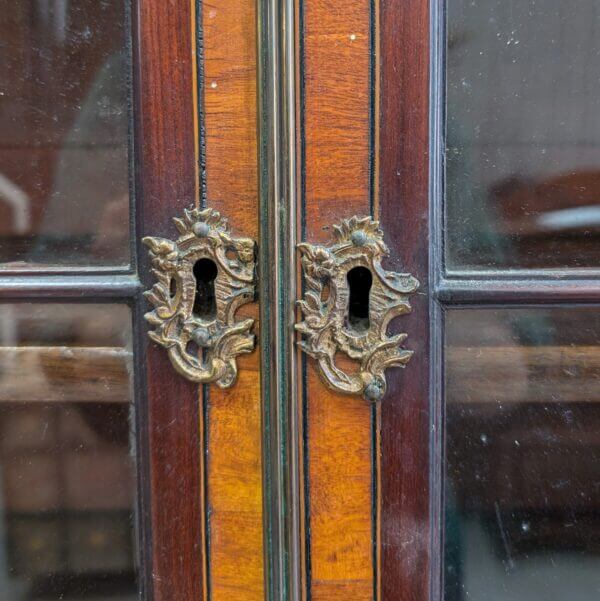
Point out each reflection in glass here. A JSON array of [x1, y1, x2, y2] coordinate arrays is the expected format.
[[446, 1, 600, 270], [0, 1, 130, 268], [445, 308, 600, 600], [0, 304, 137, 600]]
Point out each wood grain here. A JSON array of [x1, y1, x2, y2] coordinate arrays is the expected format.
[[379, 0, 430, 599], [302, 0, 375, 597], [303, 0, 372, 241], [203, 0, 265, 598], [135, 1, 204, 598], [203, 0, 258, 224], [206, 362, 264, 598]]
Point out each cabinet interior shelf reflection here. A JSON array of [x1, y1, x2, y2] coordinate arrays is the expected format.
[[0, 347, 132, 403], [447, 345, 600, 404]]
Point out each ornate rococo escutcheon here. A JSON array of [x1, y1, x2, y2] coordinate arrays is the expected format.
[[143, 207, 256, 388], [295, 216, 419, 401]]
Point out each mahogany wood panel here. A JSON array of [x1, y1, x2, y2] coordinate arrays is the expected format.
[[203, 0, 265, 598], [301, 0, 375, 597], [379, 0, 430, 599], [135, 1, 204, 598]]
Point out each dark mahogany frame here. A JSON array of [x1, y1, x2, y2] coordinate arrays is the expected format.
[[379, 0, 432, 599], [133, 2, 204, 600]]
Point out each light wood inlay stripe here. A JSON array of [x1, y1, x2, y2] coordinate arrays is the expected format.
[[302, 0, 376, 597], [202, 0, 265, 598]]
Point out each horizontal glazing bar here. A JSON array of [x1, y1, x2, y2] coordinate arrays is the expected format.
[[436, 278, 600, 304], [0, 274, 141, 299]]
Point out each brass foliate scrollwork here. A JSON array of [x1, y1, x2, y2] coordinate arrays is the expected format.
[[295, 216, 419, 401], [143, 207, 256, 388]]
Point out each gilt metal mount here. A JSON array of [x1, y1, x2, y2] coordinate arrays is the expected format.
[[295, 216, 419, 401], [143, 207, 256, 388]]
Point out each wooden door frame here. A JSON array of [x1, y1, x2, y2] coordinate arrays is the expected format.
[[379, 0, 432, 599], [134, 2, 205, 599], [132, 0, 434, 599]]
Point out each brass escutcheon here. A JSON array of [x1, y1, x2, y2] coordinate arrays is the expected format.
[[143, 207, 257, 388], [295, 216, 419, 401]]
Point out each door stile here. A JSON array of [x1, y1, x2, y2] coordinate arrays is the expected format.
[[134, 1, 206, 598], [378, 0, 432, 599]]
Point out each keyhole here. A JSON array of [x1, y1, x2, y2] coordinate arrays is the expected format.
[[347, 266, 372, 332], [193, 258, 218, 319]]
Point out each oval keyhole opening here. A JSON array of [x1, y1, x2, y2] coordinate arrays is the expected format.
[[193, 258, 218, 320], [347, 266, 372, 332]]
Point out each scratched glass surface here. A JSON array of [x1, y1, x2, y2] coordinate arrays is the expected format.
[[444, 308, 600, 601], [0, 304, 138, 600], [0, 1, 130, 269], [446, 1, 600, 271]]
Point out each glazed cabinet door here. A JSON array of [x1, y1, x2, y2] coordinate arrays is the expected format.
[[262, 0, 600, 599], [0, 1, 267, 600]]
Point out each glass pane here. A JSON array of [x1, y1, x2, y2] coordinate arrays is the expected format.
[[445, 308, 600, 600], [0, 1, 130, 269], [0, 304, 137, 600], [446, 1, 600, 271]]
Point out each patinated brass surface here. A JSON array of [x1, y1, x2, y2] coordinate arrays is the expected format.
[[296, 216, 419, 401], [143, 207, 256, 388]]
